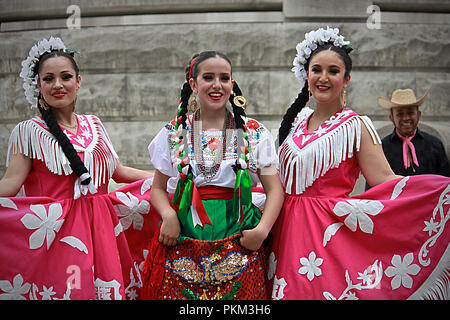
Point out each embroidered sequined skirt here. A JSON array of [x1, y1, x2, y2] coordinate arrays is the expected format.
[[142, 233, 268, 300]]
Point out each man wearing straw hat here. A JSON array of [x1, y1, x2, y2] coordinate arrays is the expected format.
[[376, 88, 450, 178]]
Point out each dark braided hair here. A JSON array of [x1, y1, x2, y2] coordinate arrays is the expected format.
[[278, 43, 353, 145], [178, 81, 192, 129], [278, 83, 310, 145], [34, 50, 91, 185], [229, 81, 246, 130]]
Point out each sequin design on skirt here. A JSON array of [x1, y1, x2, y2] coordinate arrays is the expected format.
[[160, 234, 268, 300]]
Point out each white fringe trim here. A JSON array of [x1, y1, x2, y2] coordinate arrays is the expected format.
[[280, 109, 381, 195], [408, 244, 450, 300], [6, 115, 118, 189], [76, 115, 118, 188]]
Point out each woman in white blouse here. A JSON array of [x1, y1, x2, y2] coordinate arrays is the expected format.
[[141, 51, 283, 300]]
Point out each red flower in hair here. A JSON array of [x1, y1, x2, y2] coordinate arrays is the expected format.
[[246, 119, 260, 130]]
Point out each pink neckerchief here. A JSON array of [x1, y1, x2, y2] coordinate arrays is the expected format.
[[395, 128, 419, 169]]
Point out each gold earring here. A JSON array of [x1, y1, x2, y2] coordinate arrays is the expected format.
[[307, 87, 312, 107], [342, 89, 347, 107], [189, 95, 198, 113], [233, 95, 247, 109], [39, 98, 50, 110]]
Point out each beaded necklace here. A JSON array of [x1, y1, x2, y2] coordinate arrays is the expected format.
[[192, 108, 232, 183]]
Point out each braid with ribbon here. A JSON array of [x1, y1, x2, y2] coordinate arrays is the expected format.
[[230, 81, 252, 225], [171, 54, 197, 182], [170, 54, 212, 229]]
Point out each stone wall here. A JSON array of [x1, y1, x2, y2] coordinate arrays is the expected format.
[[1, 0, 449, 193]]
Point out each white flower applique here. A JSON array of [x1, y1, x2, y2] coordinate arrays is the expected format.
[[114, 192, 150, 231], [21, 203, 65, 250], [298, 251, 323, 281], [423, 218, 439, 236], [30, 282, 71, 300], [384, 252, 421, 290], [39, 285, 56, 300], [0, 274, 72, 300], [333, 199, 384, 234], [0, 274, 31, 300]]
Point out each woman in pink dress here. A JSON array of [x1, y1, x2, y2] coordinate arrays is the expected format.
[[0, 37, 156, 300], [269, 27, 450, 300]]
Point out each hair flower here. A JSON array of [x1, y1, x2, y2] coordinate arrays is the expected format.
[[292, 26, 352, 88], [20, 36, 74, 108]]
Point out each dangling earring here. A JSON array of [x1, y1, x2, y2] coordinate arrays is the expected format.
[[232, 92, 247, 110], [307, 87, 312, 107], [39, 98, 50, 110], [189, 95, 198, 113], [342, 89, 347, 107]]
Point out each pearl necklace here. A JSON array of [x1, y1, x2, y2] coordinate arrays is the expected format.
[[192, 109, 231, 183]]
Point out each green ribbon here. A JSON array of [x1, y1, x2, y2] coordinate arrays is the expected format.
[[172, 172, 185, 205], [235, 168, 252, 205], [233, 168, 252, 222], [65, 48, 81, 56], [172, 172, 193, 227]]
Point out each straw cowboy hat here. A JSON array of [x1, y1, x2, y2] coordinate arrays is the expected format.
[[377, 88, 429, 110]]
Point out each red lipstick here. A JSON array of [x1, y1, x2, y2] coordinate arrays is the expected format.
[[52, 91, 66, 98], [208, 92, 223, 101], [317, 85, 330, 92]]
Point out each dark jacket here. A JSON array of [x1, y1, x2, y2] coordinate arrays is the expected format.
[[382, 128, 450, 177], [365, 128, 450, 189]]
